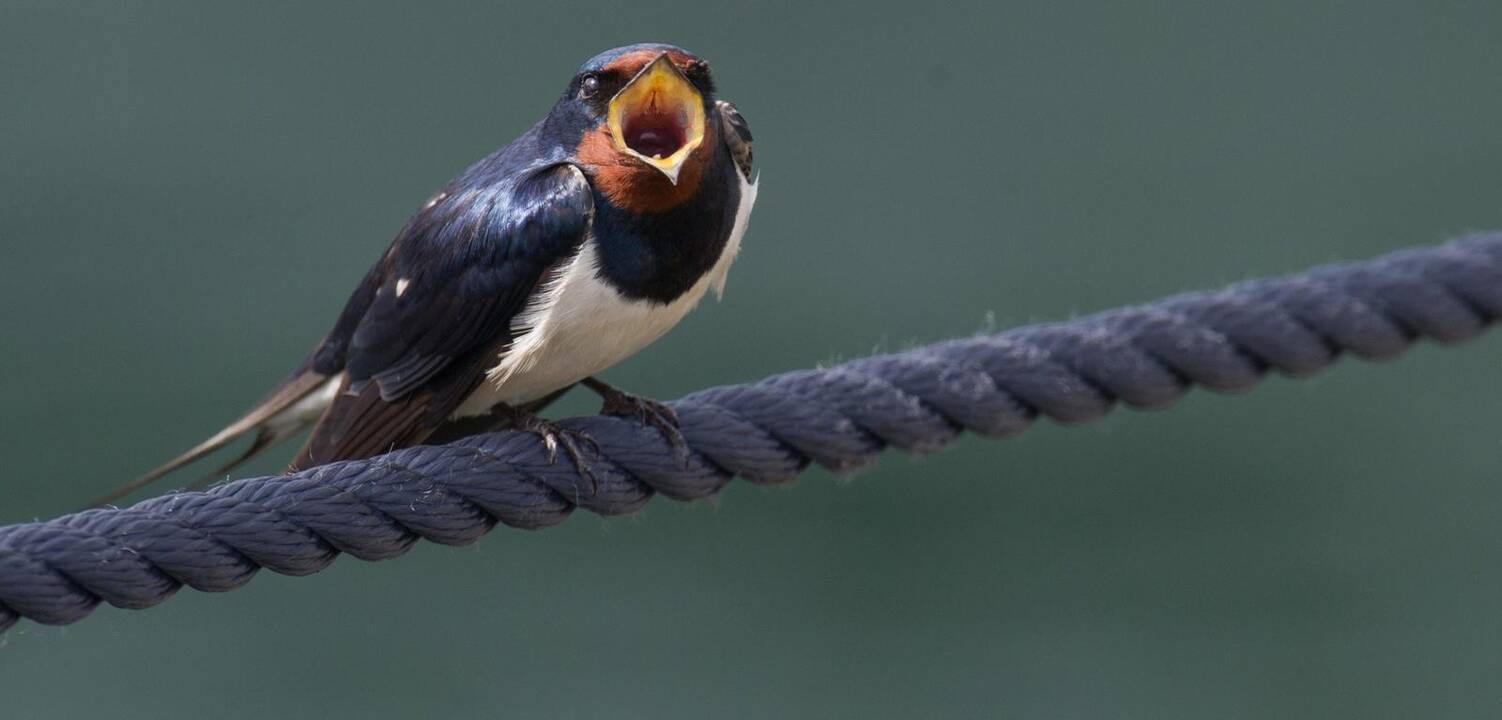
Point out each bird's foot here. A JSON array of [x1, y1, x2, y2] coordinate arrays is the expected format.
[[494, 406, 602, 495], [582, 377, 690, 467]]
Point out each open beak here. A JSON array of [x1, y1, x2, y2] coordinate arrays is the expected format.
[[607, 54, 706, 185]]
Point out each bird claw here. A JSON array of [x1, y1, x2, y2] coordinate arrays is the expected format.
[[595, 387, 690, 468], [509, 412, 602, 495]]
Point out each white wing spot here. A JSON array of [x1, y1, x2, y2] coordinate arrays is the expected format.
[[423, 192, 448, 210], [395, 278, 411, 297]]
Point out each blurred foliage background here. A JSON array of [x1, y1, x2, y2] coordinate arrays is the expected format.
[[3, 2, 1502, 718]]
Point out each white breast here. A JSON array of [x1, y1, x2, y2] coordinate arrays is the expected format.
[[453, 172, 758, 417]]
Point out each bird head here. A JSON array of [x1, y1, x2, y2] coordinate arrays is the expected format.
[[555, 44, 721, 212]]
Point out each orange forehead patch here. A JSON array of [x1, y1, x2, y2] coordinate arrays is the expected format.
[[602, 49, 701, 78]]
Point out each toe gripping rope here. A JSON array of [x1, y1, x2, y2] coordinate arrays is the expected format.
[[3, 233, 1501, 632]]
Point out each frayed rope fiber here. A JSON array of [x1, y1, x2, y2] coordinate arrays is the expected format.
[[3, 233, 1501, 631]]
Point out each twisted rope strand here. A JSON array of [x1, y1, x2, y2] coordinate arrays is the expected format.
[[2, 233, 1499, 631]]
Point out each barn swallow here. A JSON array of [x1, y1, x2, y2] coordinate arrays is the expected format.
[[96, 43, 756, 505]]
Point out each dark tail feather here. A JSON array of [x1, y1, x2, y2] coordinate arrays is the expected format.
[[183, 427, 287, 492], [86, 371, 331, 508]]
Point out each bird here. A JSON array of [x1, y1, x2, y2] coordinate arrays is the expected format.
[[94, 43, 757, 506]]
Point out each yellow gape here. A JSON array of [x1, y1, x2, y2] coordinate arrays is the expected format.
[[607, 54, 706, 184]]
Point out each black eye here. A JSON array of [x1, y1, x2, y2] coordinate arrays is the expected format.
[[579, 74, 601, 98]]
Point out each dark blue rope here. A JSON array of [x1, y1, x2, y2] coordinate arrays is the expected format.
[[3, 233, 1500, 631]]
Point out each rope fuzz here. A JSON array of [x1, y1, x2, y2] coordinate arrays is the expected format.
[[3, 233, 1500, 631]]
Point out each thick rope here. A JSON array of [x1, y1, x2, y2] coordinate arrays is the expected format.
[[3, 233, 1500, 631]]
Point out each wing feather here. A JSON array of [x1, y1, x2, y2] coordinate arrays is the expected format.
[[119, 161, 594, 501], [290, 162, 593, 468]]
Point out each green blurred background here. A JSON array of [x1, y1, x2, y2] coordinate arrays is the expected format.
[[3, 1, 1502, 717]]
